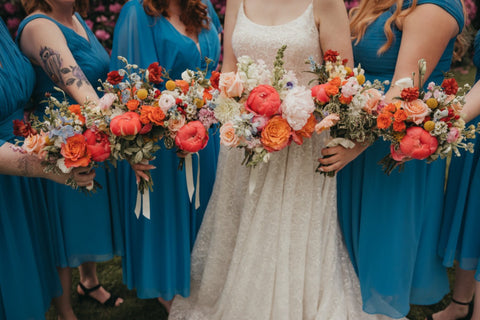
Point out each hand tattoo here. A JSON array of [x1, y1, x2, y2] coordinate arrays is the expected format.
[[39, 46, 88, 88]]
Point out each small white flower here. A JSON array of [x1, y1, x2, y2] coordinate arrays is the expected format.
[[57, 158, 72, 174]]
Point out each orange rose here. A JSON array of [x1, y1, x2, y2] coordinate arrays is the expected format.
[[261, 116, 292, 152], [140, 105, 165, 126], [61, 134, 91, 168], [68, 104, 85, 124], [399, 99, 430, 124], [126, 99, 140, 111], [293, 114, 317, 145], [377, 112, 392, 129]]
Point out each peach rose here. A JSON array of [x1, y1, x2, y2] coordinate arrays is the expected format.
[[219, 122, 239, 147], [397, 100, 430, 125], [219, 71, 244, 98], [23, 132, 47, 159], [261, 116, 292, 152], [168, 115, 186, 132], [315, 114, 340, 133], [61, 133, 91, 168], [362, 88, 383, 114]]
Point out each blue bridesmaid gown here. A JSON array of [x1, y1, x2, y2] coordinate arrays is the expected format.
[[439, 30, 480, 281], [0, 18, 61, 320], [337, 0, 464, 317], [110, 0, 221, 299], [16, 13, 123, 268]]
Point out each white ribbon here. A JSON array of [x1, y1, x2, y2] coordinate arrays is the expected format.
[[248, 166, 257, 194], [134, 183, 151, 219], [326, 137, 356, 149], [185, 153, 201, 209]]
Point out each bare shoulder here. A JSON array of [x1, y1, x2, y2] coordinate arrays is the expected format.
[[20, 15, 67, 45], [313, 0, 348, 24]]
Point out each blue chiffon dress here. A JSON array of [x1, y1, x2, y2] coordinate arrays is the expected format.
[[16, 13, 123, 268], [439, 30, 480, 281], [336, 0, 464, 317], [0, 18, 61, 320], [110, 0, 221, 299]]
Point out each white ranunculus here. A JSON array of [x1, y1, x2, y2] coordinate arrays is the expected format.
[[394, 77, 414, 89], [158, 93, 176, 113], [281, 86, 315, 130]]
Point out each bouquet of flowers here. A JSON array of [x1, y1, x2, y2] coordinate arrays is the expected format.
[[213, 45, 317, 167], [376, 59, 478, 174], [13, 89, 112, 192], [307, 50, 385, 176]]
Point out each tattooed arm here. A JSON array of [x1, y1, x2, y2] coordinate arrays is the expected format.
[[18, 17, 99, 104], [0, 142, 96, 186]]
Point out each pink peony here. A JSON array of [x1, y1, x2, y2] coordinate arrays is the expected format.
[[399, 126, 438, 160]]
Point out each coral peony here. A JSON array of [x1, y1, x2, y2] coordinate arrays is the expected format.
[[245, 84, 281, 117], [110, 112, 142, 136], [83, 129, 111, 162], [175, 120, 209, 153], [399, 126, 438, 160]]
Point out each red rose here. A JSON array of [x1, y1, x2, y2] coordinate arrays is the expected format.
[[61, 134, 91, 168], [148, 62, 163, 84], [13, 119, 36, 137], [323, 49, 339, 63], [245, 84, 281, 117], [83, 129, 111, 162], [110, 112, 143, 136], [107, 70, 123, 85], [210, 71, 220, 90], [175, 120, 209, 153], [399, 126, 438, 160], [442, 78, 458, 95], [400, 87, 419, 102]]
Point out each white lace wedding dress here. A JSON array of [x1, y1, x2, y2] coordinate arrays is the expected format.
[[170, 3, 399, 320]]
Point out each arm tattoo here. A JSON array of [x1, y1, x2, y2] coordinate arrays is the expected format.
[[39, 46, 88, 88], [17, 155, 35, 177]]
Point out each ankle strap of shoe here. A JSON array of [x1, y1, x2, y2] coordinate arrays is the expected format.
[[451, 297, 472, 306]]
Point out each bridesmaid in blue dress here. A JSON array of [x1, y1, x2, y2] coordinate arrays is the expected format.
[[0, 17, 91, 320], [431, 30, 480, 320], [17, 1, 124, 318], [110, 0, 221, 311], [320, 0, 464, 317]]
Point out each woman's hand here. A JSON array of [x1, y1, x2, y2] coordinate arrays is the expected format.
[[44, 167, 96, 187], [176, 150, 190, 158], [318, 142, 368, 174], [131, 162, 156, 184]]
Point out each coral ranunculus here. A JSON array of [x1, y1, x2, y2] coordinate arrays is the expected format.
[[245, 84, 281, 117], [110, 112, 142, 136], [126, 99, 140, 111], [261, 116, 292, 152], [83, 129, 111, 162], [311, 84, 330, 104], [140, 105, 165, 126], [61, 133, 91, 168], [399, 126, 438, 160], [377, 113, 392, 129], [107, 70, 123, 85], [175, 120, 209, 153], [148, 62, 163, 84]]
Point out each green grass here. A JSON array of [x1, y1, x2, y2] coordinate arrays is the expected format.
[[45, 66, 478, 320]]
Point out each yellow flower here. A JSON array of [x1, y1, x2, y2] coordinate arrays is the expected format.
[[424, 120, 435, 132], [166, 80, 176, 91], [393, 131, 406, 142], [356, 74, 365, 85], [345, 67, 353, 75], [426, 98, 438, 110], [137, 88, 148, 100], [194, 98, 204, 109]]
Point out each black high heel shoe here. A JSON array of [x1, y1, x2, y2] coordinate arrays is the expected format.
[[77, 282, 122, 307], [425, 297, 474, 320]]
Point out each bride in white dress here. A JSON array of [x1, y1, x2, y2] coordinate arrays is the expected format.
[[170, 0, 398, 319]]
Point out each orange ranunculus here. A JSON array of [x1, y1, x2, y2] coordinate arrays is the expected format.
[[210, 71, 220, 90], [382, 103, 397, 113], [203, 89, 213, 102], [140, 105, 165, 126], [399, 99, 430, 125], [175, 80, 190, 94], [377, 112, 392, 129], [325, 83, 339, 97], [393, 109, 407, 122], [329, 77, 341, 87], [293, 114, 316, 145], [126, 99, 140, 111], [61, 134, 91, 168], [68, 104, 85, 124], [393, 120, 406, 132], [261, 116, 292, 152]]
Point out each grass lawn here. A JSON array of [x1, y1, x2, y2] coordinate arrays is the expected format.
[[45, 65, 477, 320]]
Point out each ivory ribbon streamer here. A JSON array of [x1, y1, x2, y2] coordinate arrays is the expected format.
[[248, 166, 257, 194], [134, 183, 151, 219], [326, 137, 356, 149], [185, 153, 201, 209]]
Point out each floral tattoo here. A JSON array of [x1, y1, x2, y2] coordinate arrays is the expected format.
[[39, 46, 88, 88]]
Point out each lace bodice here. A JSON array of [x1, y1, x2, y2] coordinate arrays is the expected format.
[[232, 2, 321, 86]]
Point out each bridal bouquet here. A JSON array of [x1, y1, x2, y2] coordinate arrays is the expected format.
[[307, 50, 385, 176], [214, 46, 317, 167], [100, 58, 166, 193], [13, 89, 112, 192], [377, 59, 478, 175]]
